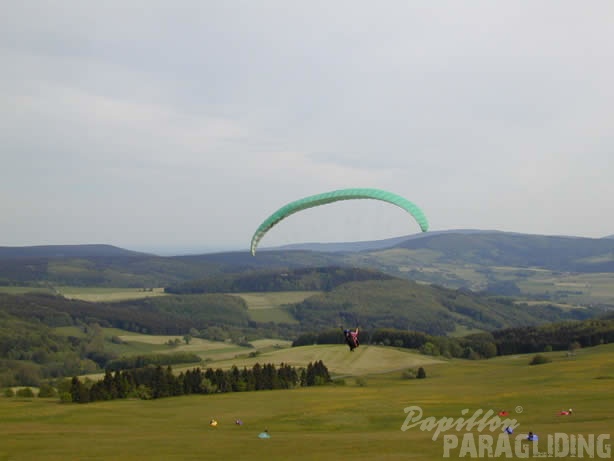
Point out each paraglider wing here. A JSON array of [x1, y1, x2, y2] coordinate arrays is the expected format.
[[250, 188, 429, 255]]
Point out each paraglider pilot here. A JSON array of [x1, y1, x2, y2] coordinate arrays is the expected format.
[[343, 328, 359, 351]]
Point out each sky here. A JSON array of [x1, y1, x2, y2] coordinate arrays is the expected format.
[[2, 1, 614, 254]]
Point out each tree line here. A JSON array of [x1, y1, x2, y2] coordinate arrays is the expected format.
[[69, 361, 332, 403], [293, 317, 614, 359]]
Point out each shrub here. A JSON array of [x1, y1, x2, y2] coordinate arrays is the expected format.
[[16, 387, 35, 398], [417, 367, 427, 379], [529, 354, 552, 365], [4, 388, 15, 398], [38, 383, 57, 398]]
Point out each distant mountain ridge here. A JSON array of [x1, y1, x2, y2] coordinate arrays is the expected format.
[[269, 229, 611, 253], [269, 229, 497, 252], [394, 232, 614, 271], [2, 231, 614, 293], [0, 244, 148, 259]]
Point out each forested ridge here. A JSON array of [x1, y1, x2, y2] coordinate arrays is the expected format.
[[165, 266, 394, 294]]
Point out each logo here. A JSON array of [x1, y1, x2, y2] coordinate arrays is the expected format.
[[401, 406, 520, 441], [401, 406, 611, 458]]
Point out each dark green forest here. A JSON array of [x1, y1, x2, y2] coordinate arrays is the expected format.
[[165, 266, 395, 294], [68, 361, 332, 404]]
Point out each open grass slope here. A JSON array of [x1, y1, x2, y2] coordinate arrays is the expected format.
[[1, 344, 613, 460], [57, 286, 167, 302], [231, 291, 320, 310], [184, 344, 445, 377], [231, 291, 317, 324], [116, 335, 247, 358]]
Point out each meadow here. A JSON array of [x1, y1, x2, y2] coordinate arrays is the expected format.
[[0, 286, 168, 302], [57, 286, 168, 302], [230, 291, 317, 324], [2, 343, 613, 460]]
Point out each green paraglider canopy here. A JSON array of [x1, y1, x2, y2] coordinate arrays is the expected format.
[[250, 188, 429, 255]]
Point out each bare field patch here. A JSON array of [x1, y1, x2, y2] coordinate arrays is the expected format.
[[118, 335, 226, 350], [0, 286, 54, 295], [231, 291, 319, 309], [519, 300, 586, 310], [247, 307, 299, 324], [114, 334, 251, 360], [58, 286, 167, 302], [249, 339, 293, 349]]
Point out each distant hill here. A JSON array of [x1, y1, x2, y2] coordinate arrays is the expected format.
[[187, 230, 614, 273], [393, 232, 614, 272], [0, 244, 148, 259], [270, 229, 496, 253], [2, 232, 614, 302]]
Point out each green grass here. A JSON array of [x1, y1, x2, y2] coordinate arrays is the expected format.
[[2, 343, 613, 460], [248, 339, 293, 350], [231, 292, 319, 309], [52, 326, 88, 338], [247, 307, 299, 324], [56, 286, 167, 302], [0, 286, 54, 295], [201, 344, 445, 377], [111, 334, 251, 360], [229, 291, 317, 324], [448, 324, 486, 337]]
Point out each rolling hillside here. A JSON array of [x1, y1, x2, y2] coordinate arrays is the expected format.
[[198, 344, 445, 377], [2, 231, 614, 306], [395, 232, 614, 271]]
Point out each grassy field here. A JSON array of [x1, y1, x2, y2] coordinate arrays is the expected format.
[[231, 292, 320, 309], [448, 324, 486, 337], [194, 344, 445, 377], [230, 291, 318, 324], [57, 286, 167, 302], [2, 343, 613, 460], [0, 286, 54, 295], [0, 285, 169, 302]]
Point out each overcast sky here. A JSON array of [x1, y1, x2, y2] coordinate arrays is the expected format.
[[2, 1, 613, 254]]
